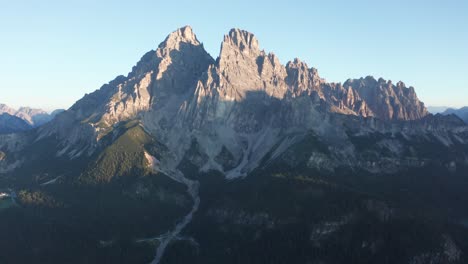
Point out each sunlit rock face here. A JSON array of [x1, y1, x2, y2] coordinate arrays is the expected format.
[[0, 104, 60, 127], [67, 25, 213, 128], [3, 25, 464, 178], [343, 77, 428, 120], [1, 25, 468, 264]]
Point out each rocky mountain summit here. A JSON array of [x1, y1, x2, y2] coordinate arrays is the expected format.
[[0, 103, 63, 128], [1, 26, 468, 264], [27, 26, 459, 178], [1, 25, 466, 187]]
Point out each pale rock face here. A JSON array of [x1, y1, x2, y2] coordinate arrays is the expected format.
[[38, 25, 214, 156], [343, 77, 428, 120], [215, 29, 288, 101], [3, 26, 465, 178], [15, 107, 50, 126], [0, 104, 16, 116], [285, 58, 322, 97], [0, 104, 57, 127], [70, 25, 212, 126]]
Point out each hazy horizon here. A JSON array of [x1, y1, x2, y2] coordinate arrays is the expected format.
[[1, 0, 467, 110]]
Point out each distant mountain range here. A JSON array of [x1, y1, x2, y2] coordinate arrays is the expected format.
[[442, 107, 468, 123], [427, 106, 450, 114], [1, 26, 468, 263], [0, 103, 64, 134]]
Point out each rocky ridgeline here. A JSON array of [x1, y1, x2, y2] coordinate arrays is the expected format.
[[443, 107, 468, 124], [63, 26, 429, 131], [0, 103, 63, 128], [2, 26, 467, 177]]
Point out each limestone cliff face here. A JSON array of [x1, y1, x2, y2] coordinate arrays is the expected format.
[[285, 58, 322, 97], [69, 26, 213, 129], [187, 29, 289, 132], [343, 77, 428, 120], [63, 26, 428, 136], [39, 26, 214, 154], [216, 29, 288, 100]]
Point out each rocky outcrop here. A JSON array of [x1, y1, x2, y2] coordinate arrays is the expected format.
[[0, 104, 16, 116], [285, 58, 322, 97], [216, 29, 288, 99], [37, 26, 214, 154], [68, 26, 213, 128], [343, 77, 428, 120]]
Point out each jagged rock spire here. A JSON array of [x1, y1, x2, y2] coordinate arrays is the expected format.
[[222, 28, 260, 54], [70, 25, 214, 130], [158, 25, 201, 54]]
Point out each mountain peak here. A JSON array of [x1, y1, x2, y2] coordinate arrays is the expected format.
[[0, 103, 56, 127], [17, 106, 47, 115], [158, 25, 200, 51], [173, 25, 197, 42], [286, 58, 309, 70], [0, 104, 16, 115], [222, 28, 260, 55]]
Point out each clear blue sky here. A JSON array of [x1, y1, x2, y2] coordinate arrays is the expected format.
[[1, 0, 467, 110]]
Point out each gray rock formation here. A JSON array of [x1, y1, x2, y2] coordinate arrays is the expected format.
[[61, 26, 213, 133], [15, 107, 51, 126], [0, 103, 61, 127], [1, 26, 465, 178], [0, 104, 16, 116], [343, 77, 428, 120]]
